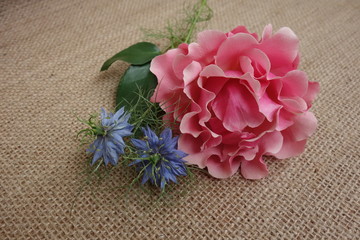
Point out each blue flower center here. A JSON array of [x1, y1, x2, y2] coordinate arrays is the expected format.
[[94, 126, 106, 136], [149, 153, 161, 165]]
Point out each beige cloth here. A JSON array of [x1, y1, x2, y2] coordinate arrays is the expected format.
[[1, 0, 359, 239]]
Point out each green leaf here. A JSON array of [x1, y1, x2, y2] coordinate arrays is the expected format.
[[101, 42, 161, 71], [116, 63, 157, 110]]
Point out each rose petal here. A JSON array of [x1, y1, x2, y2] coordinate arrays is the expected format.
[[200, 64, 226, 77], [196, 79, 216, 125], [200, 65, 229, 96], [183, 61, 202, 87], [173, 54, 193, 79], [245, 48, 271, 78], [207, 154, 241, 178], [261, 24, 273, 42], [160, 91, 190, 123], [239, 56, 254, 75], [259, 91, 281, 122], [258, 27, 299, 74], [303, 81, 320, 107], [273, 138, 307, 159], [228, 25, 258, 40], [179, 134, 220, 168], [276, 109, 295, 131], [207, 117, 229, 135], [237, 145, 258, 161], [150, 48, 187, 102], [261, 131, 284, 154], [285, 111, 318, 141], [281, 70, 308, 97], [216, 33, 258, 70], [241, 155, 268, 179], [280, 97, 308, 112], [212, 80, 264, 131], [197, 30, 227, 55], [180, 112, 202, 137], [239, 72, 261, 96]]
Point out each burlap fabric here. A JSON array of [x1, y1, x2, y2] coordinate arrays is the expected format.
[[1, 0, 359, 239]]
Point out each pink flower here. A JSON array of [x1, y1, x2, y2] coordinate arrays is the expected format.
[[150, 25, 319, 179]]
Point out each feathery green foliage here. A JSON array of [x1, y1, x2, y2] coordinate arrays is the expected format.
[[142, 0, 213, 50]]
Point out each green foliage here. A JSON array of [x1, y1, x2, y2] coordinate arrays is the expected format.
[[76, 113, 99, 146], [115, 63, 157, 112], [124, 87, 166, 137], [100, 42, 161, 71], [142, 0, 213, 50]]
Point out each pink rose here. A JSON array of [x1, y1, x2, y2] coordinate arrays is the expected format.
[[150, 25, 319, 179]]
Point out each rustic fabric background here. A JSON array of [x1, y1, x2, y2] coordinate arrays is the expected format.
[[1, 0, 359, 239]]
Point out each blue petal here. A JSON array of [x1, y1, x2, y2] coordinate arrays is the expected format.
[[163, 166, 176, 182], [160, 137, 178, 155], [91, 148, 103, 165], [172, 164, 187, 176], [167, 136, 178, 149], [143, 127, 159, 148], [100, 107, 107, 120], [111, 133, 126, 147], [160, 178, 166, 189], [128, 159, 143, 166], [160, 128, 172, 141], [174, 149, 188, 159], [106, 153, 118, 165], [131, 139, 148, 150], [102, 155, 111, 166], [90, 138, 104, 164], [101, 108, 112, 127], [163, 154, 181, 163], [129, 126, 189, 189], [141, 173, 150, 184], [87, 137, 102, 153], [114, 122, 130, 133], [118, 111, 131, 124], [169, 174, 177, 183], [111, 106, 125, 122], [104, 140, 119, 165]]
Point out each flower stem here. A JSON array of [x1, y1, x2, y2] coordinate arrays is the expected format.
[[184, 0, 208, 44], [132, 105, 153, 134], [92, 159, 103, 173]]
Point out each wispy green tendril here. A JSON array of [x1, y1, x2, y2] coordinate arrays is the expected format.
[[142, 0, 213, 51]]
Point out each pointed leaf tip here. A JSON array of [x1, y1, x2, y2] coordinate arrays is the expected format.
[[100, 42, 161, 71]]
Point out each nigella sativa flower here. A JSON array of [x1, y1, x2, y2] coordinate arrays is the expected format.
[[87, 107, 133, 165], [130, 127, 188, 190]]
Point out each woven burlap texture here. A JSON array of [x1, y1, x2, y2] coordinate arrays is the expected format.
[[1, 0, 359, 239]]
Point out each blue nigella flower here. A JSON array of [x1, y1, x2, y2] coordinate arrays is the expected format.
[[87, 107, 133, 165], [130, 127, 188, 190]]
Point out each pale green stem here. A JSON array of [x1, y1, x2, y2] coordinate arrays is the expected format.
[[184, 0, 208, 44], [92, 159, 103, 173]]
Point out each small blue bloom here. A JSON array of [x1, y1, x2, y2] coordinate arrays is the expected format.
[[87, 107, 133, 165], [130, 127, 188, 190]]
